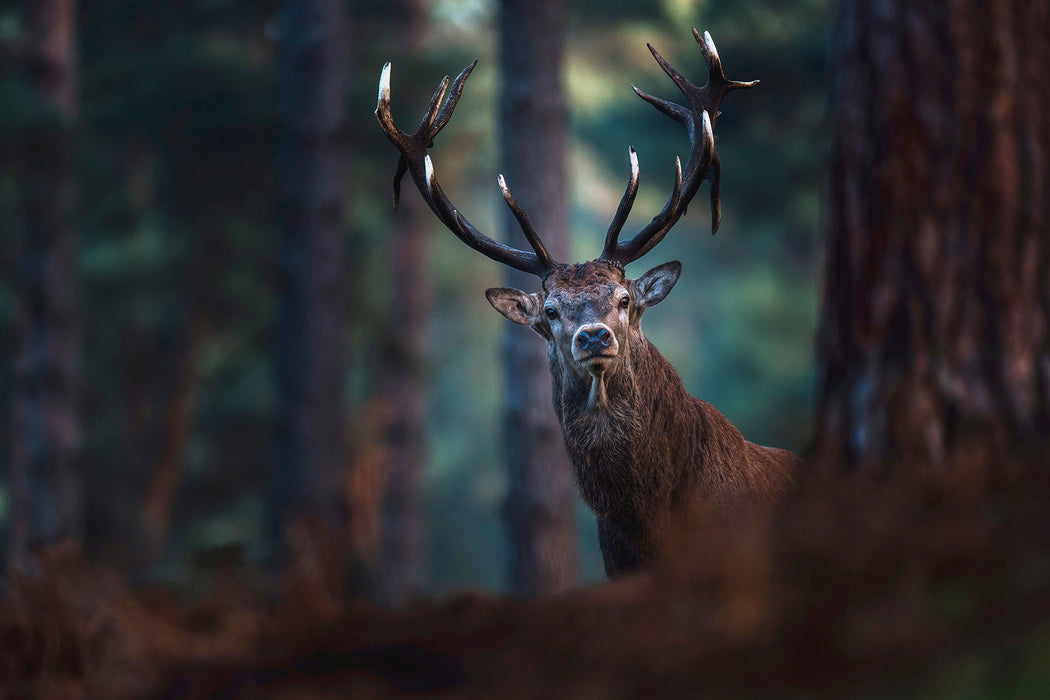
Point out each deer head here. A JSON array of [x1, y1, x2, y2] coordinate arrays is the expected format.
[[376, 28, 757, 409], [484, 260, 680, 410]]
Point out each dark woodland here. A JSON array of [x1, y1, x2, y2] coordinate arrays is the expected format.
[[2, 0, 1049, 697]]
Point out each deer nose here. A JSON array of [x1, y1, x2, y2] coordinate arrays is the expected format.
[[575, 324, 613, 353]]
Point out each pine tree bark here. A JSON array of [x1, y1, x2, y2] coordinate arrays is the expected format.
[[499, 0, 577, 594], [816, 0, 1050, 465], [8, 0, 82, 571], [272, 0, 350, 566]]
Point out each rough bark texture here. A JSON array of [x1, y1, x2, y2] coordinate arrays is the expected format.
[[8, 0, 82, 571], [816, 0, 1050, 465], [273, 0, 350, 542], [498, 0, 577, 594]]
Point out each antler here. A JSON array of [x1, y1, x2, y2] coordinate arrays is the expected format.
[[600, 28, 758, 267], [375, 62, 557, 277]]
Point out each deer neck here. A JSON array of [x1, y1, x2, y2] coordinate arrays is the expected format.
[[550, 330, 693, 529]]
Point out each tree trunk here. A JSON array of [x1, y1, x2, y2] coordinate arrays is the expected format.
[[364, 0, 432, 607], [816, 0, 1050, 465], [373, 194, 430, 603], [8, 0, 82, 571], [498, 0, 577, 594], [272, 0, 350, 573]]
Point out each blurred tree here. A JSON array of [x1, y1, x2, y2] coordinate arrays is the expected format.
[[499, 0, 577, 594], [74, 0, 280, 568], [272, 0, 352, 588], [816, 0, 1050, 465], [372, 0, 431, 606], [8, 0, 83, 571]]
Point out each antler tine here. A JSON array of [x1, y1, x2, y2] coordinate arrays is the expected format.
[[695, 29, 759, 95], [624, 156, 684, 262], [375, 61, 557, 278], [600, 29, 756, 268], [431, 61, 476, 137], [644, 44, 697, 126], [375, 62, 406, 148], [602, 147, 640, 259], [499, 174, 555, 270], [419, 74, 451, 136], [423, 156, 553, 275]]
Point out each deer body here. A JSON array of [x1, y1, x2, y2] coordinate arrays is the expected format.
[[490, 261, 798, 575], [561, 317, 797, 574], [377, 28, 800, 578]]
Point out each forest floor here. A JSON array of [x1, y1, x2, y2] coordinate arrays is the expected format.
[[3, 451, 1050, 699]]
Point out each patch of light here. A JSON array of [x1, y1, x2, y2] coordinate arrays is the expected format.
[[661, 0, 707, 29], [430, 0, 493, 35]]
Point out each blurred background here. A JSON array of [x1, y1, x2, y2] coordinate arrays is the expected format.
[[7, 2, 1050, 696], [0, 0, 825, 595]]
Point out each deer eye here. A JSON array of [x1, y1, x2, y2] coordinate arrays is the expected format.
[[545, 307, 558, 320], [619, 295, 631, 309]]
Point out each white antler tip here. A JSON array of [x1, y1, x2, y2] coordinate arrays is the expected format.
[[704, 31, 719, 61], [702, 110, 714, 142], [497, 173, 510, 196], [378, 62, 391, 106], [424, 155, 435, 189], [628, 147, 639, 181]]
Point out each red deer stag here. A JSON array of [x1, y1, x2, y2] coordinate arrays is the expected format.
[[376, 28, 800, 577]]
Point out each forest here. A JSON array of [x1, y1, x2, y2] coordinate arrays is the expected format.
[[2, 0, 1049, 697]]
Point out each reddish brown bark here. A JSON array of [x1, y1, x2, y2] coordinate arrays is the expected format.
[[498, 0, 577, 594], [9, 0, 82, 571], [816, 0, 1050, 465]]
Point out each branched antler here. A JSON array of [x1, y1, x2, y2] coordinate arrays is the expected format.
[[375, 28, 756, 277], [600, 28, 758, 267], [375, 62, 556, 277]]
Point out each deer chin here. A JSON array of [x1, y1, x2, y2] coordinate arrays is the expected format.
[[587, 371, 609, 411], [580, 355, 616, 371], [584, 360, 612, 411]]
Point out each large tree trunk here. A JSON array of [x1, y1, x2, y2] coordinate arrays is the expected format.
[[272, 0, 350, 587], [8, 0, 82, 571], [816, 0, 1050, 465], [498, 0, 577, 594]]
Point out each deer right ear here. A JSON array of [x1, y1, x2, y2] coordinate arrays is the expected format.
[[485, 287, 543, 326]]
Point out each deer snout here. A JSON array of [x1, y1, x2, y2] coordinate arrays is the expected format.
[[573, 324, 618, 363]]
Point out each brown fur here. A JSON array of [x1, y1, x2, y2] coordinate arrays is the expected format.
[[492, 260, 800, 577]]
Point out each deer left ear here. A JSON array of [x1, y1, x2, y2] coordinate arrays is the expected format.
[[485, 287, 544, 326], [632, 261, 682, 308]]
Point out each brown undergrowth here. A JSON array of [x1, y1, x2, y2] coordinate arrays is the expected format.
[[3, 450, 1049, 698]]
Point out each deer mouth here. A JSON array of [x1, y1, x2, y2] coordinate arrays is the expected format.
[[578, 353, 617, 372]]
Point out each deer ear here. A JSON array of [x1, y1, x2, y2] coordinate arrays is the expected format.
[[632, 261, 682, 308], [485, 287, 543, 326]]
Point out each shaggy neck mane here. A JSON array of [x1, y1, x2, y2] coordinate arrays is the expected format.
[[550, 329, 707, 530]]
